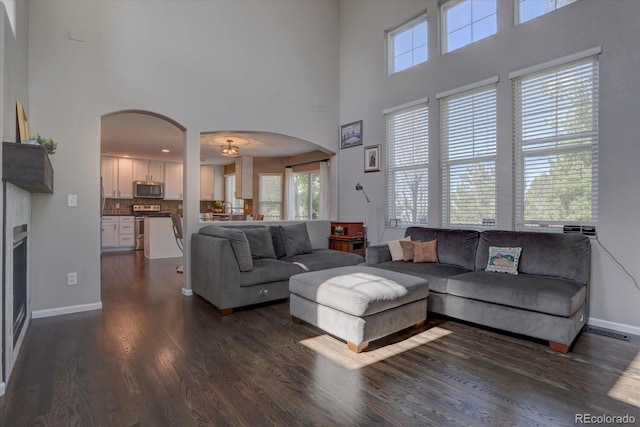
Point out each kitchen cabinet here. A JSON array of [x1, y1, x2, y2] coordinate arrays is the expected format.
[[234, 156, 253, 199], [101, 216, 119, 248], [101, 156, 133, 199], [118, 216, 135, 248], [133, 159, 164, 183], [164, 162, 183, 200], [200, 165, 215, 201]]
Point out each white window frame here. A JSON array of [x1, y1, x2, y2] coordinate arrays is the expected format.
[[384, 97, 429, 228], [387, 11, 428, 75], [224, 173, 244, 214], [258, 173, 283, 221], [292, 169, 320, 221], [441, 0, 497, 54], [515, 0, 578, 25], [511, 48, 600, 231], [438, 77, 498, 228]]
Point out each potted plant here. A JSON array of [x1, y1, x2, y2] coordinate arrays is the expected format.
[[34, 134, 57, 155], [213, 200, 224, 213]]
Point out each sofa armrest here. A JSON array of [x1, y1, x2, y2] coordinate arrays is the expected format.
[[191, 234, 241, 307], [366, 244, 392, 264]]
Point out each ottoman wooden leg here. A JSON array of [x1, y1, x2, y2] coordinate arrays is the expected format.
[[549, 341, 570, 353], [414, 319, 426, 328], [348, 341, 368, 353], [291, 315, 302, 324], [219, 308, 233, 316]]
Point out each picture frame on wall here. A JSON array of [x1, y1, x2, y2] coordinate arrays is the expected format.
[[364, 145, 380, 173], [340, 120, 363, 149]]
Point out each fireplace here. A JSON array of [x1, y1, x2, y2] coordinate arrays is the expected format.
[[12, 224, 27, 347]]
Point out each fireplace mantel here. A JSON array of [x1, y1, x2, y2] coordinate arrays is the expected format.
[[2, 142, 54, 193]]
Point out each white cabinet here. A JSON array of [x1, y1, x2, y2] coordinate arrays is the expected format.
[[164, 162, 183, 200], [234, 156, 253, 199], [101, 216, 119, 248], [101, 156, 133, 199], [200, 165, 215, 201], [102, 216, 135, 250], [118, 216, 135, 247], [133, 159, 164, 183]]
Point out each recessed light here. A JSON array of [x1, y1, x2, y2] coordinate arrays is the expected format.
[[162, 149, 170, 153], [123, 155, 130, 158]]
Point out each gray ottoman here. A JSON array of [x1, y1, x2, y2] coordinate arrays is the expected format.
[[289, 265, 429, 353]]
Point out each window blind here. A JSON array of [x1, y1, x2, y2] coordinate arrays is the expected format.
[[385, 102, 429, 226], [440, 84, 497, 227], [513, 55, 599, 230], [259, 174, 282, 220]]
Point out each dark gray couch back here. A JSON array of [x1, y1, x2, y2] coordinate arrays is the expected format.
[[476, 230, 591, 284], [405, 227, 479, 271]]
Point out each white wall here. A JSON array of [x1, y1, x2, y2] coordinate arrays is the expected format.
[[338, 0, 640, 332], [27, 1, 340, 310]]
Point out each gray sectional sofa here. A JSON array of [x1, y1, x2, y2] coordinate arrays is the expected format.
[[365, 227, 591, 352], [191, 222, 364, 314]]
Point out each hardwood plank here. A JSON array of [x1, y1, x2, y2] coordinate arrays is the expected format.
[[0, 251, 638, 426]]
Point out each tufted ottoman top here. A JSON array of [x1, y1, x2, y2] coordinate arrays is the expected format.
[[289, 266, 429, 317]]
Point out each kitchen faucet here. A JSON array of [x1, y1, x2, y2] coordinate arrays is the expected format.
[[223, 201, 234, 214]]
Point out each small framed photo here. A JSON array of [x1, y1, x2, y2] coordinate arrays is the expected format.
[[340, 120, 363, 149], [364, 145, 380, 173]]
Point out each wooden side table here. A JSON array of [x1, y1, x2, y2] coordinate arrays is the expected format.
[[328, 221, 365, 257]]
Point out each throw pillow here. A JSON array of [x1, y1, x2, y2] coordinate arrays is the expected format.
[[486, 246, 522, 275], [388, 236, 411, 261], [280, 223, 313, 257], [413, 240, 438, 263], [243, 227, 277, 259], [399, 240, 417, 262], [198, 225, 253, 271], [269, 226, 287, 259]]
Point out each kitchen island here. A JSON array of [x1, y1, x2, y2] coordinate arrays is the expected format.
[[144, 216, 182, 259]]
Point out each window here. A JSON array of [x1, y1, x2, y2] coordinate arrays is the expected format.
[[224, 174, 244, 214], [439, 80, 497, 227], [512, 51, 599, 230], [517, 0, 577, 24], [388, 12, 428, 74], [442, 0, 496, 53], [292, 171, 320, 220], [259, 173, 282, 221], [385, 99, 429, 227]]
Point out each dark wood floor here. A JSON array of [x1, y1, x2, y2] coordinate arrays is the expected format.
[[0, 251, 639, 426]]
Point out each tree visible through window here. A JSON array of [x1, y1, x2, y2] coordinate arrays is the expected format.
[[293, 171, 320, 220], [513, 54, 599, 229]]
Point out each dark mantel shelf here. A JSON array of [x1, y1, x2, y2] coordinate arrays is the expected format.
[[3, 142, 54, 193]]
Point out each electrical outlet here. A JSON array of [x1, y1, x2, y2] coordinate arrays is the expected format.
[[115, 202, 120, 209], [67, 272, 77, 286], [67, 194, 78, 207]]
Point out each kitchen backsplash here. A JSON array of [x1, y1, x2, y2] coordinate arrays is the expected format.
[[103, 198, 183, 215]]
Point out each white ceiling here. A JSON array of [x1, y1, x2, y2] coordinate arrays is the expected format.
[[101, 112, 333, 164]]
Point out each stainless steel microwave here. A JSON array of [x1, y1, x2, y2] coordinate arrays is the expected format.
[[134, 181, 164, 199]]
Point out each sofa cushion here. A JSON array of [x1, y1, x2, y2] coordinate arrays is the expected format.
[[405, 227, 479, 270], [243, 227, 277, 259], [399, 240, 415, 261], [199, 225, 253, 271], [447, 271, 586, 317], [269, 226, 287, 259], [476, 230, 591, 284], [413, 240, 438, 263], [283, 249, 364, 272], [388, 236, 411, 261], [369, 261, 469, 294], [280, 223, 313, 257], [486, 246, 522, 275], [239, 258, 303, 287]]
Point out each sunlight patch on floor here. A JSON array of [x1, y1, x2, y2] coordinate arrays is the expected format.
[[300, 326, 452, 370], [608, 351, 640, 408]]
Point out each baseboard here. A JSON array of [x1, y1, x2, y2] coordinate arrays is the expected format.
[[32, 302, 103, 319], [588, 318, 640, 337], [181, 287, 193, 296]]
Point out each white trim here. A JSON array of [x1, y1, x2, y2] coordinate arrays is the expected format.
[[383, 96, 429, 115], [436, 75, 499, 99], [509, 46, 602, 79], [0, 382, 5, 397], [588, 318, 640, 337], [181, 287, 193, 296], [32, 302, 102, 319]]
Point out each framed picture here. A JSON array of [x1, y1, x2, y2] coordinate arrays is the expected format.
[[364, 145, 380, 173], [340, 120, 363, 149]]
